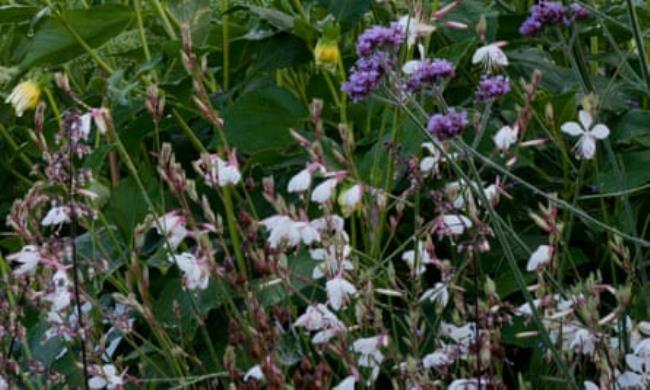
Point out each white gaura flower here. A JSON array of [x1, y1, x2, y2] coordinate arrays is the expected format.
[[440, 322, 476, 346], [526, 245, 553, 272], [312, 328, 343, 344], [583, 381, 599, 390], [420, 282, 449, 310], [294, 304, 344, 331], [243, 364, 264, 382], [397, 16, 436, 47], [288, 168, 312, 193], [616, 371, 645, 389], [0, 376, 7, 390], [472, 42, 508, 70], [333, 375, 356, 390], [41, 206, 70, 226], [5, 80, 41, 117], [195, 152, 241, 187], [339, 184, 363, 214], [7, 245, 42, 275], [420, 142, 442, 175], [310, 215, 345, 233], [438, 214, 473, 236], [326, 276, 357, 311], [493, 125, 518, 151], [625, 353, 650, 374], [90, 107, 110, 135], [561, 110, 610, 160], [422, 349, 454, 369], [448, 378, 482, 390], [401, 241, 434, 275], [44, 270, 71, 312], [352, 334, 389, 381], [311, 178, 339, 204], [569, 328, 596, 355], [260, 215, 321, 248], [156, 211, 188, 250], [88, 364, 125, 389], [310, 244, 353, 279], [172, 252, 210, 290]]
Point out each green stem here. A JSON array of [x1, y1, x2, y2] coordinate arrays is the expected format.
[[221, 0, 230, 90], [149, 0, 177, 40], [625, 0, 650, 92], [60, 17, 114, 74]]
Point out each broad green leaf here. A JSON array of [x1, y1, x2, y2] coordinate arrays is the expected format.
[[15, 5, 133, 68], [600, 150, 650, 192], [255, 33, 312, 71], [223, 86, 307, 154], [248, 5, 294, 31], [0, 5, 39, 24], [611, 109, 650, 145], [319, 0, 371, 31]]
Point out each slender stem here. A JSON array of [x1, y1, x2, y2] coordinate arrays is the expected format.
[[149, 0, 177, 40], [60, 16, 114, 74], [625, 0, 650, 92], [221, 0, 230, 90]]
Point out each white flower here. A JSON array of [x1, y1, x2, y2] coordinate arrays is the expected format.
[[526, 245, 553, 272], [472, 43, 508, 70], [7, 245, 42, 275], [569, 328, 596, 355], [311, 178, 338, 204], [583, 381, 599, 390], [310, 244, 353, 279], [420, 142, 442, 175], [91, 108, 110, 135], [448, 378, 481, 390], [493, 125, 518, 151], [352, 334, 389, 368], [420, 283, 449, 310], [333, 375, 356, 390], [561, 110, 610, 160], [339, 184, 363, 214], [294, 304, 344, 331], [156, 211, 188, 250], [261, 215, 321, 249], [288, 168, 312, 193], [422, 350, 453, 369], [44, 270, 71, 312], [617, 371, 645, 389], [326, 277, 357, 311], [440, 322, 476, 346], [397, 16, 436, 47], [0, 376, 7, 390], [172, 252, 210, 290], [88, 364, 124, 389], [41, 206, 70, 226], [195, 153, 241, 187], [310, 215, 345, 233], [401, 241, 434, 275], [438, 214, 473, 236], [243, 364, 264, 382], [626, 353, 650, 374], [312, 328, 342, 344]]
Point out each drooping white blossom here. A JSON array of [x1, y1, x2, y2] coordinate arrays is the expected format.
[[561, 110, 610, 160], [260, 215, 322, 249], [311, 178, 339, 204], [420, 142, 442, 175], [156, 211, 188, 250], [420, 282, 450, 310], [287, 168, 312, 193], [326, 276, 357, 311], [88, 364, 125, 389], [294, 304, 344, 331], [333, 375, 356, 390], [339, 184, 363, 214], [472, 43, 509, 70], [43, 270, 71, 312], [438, 214, 473, 236], [526, 245, 553, 272], [401, 241, 434, 275], [493, 125, 518, 151], [397, 16, 436, 47], [310, 244, 354, 279], [7, 245, 42, 275], [172, 252, 210, 290], [243, 364, 264, 382], [352, 334, 389, 381], [42, 206, 71, 226]]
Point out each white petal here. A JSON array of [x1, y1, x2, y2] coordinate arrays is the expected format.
[[590, 124, 610, 140], [579, 110, 593, 129], [560, 122, 584, 137], [287, 169, 311, 193], [88, 377, 108, 389], [402, 60, 421, 75], [333, 376, 356, 390], [578, 136, 596, 159]]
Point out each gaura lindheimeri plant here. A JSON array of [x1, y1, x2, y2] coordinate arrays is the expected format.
[[2, 0, 649, 389]]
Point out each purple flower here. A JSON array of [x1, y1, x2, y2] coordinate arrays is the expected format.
[[475, 75, 510, 102], [427, 109, 468, 140], [519, 1, 566, 36], [406, 59, 455, 92], [570, 3, 591, 21], [342, 52, 390, 101], [356, 23, 405, 57]]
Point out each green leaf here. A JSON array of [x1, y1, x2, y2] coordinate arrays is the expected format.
[[319, 0, 371, 31], [600, 150, 650, 192], [611, 109, 650, 146], [15, 4, 133, 68], [255, 33, 312, 71], [0, 5, 39, 24], [223, 86, 307, 154], [248, 6, 294, 31]]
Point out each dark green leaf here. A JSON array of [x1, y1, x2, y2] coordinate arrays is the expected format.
[[319, 0, 371, 30]]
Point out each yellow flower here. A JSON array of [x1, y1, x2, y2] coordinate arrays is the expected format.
[[314, 40, 340, 68], [5, 80, 41, 117]]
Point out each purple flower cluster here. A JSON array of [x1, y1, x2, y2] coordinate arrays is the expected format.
[[570, 3, 591, 21], [342, 52, 390, 101], [475, 75, 510, 102], [406, 59, 455, 92], [519, 2, 591, 36], [427, 109, 468, 140], [356, 23, 405, 56]]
